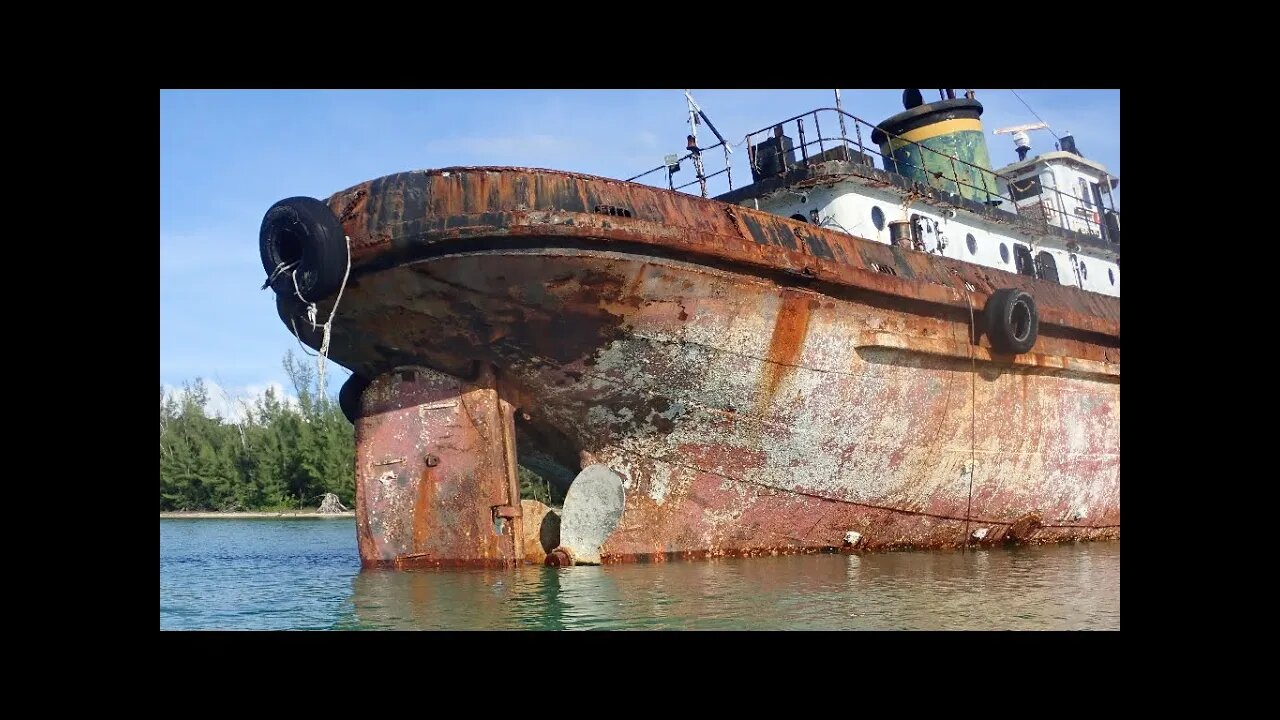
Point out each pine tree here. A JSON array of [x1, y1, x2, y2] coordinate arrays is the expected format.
[[161, 351, 547, 511]]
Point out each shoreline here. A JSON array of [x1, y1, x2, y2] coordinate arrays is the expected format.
[[160, 511, 355, 519]]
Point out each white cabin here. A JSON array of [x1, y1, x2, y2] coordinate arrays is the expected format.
[[639, 93, 1123, 299], [743, 169, 1121, 298], [994, 147, 1120, 241]]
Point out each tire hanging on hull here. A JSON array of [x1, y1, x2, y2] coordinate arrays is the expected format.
[[259, 196, 348, 303], [984, 288, 1039, 354], [338, 373, 372, 424]]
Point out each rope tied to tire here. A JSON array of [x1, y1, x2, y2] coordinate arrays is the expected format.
[[258, 196, 354, 397], [315, 235, 352, 393], [261, 259, 299, 291], [957, 280, 978, 552], [951, 276, 1041, 549], [282, 235, 351, 395]]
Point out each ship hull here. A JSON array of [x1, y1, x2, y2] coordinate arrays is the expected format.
[[277, 167, 1119, 566]]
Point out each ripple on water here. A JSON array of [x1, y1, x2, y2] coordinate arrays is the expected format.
[[161, 520, 1118, 630]]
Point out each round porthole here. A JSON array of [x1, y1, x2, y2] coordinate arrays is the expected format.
[[1108, 268, 1115, 286], [871, 206, 885, 231], [1080, 262, 1088, 280], [966, 233, 977, 255], [999, 243, 1009, 264]]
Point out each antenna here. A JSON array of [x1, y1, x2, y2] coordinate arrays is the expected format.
[[682, 90, 734, 197], [683, 90, 729, 153], [994, 121, 1049, 161]]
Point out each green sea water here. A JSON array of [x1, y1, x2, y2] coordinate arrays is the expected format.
[[160, 519, 1118, 630]]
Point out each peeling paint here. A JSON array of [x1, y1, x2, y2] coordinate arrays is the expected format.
[[284, 166, 1118, 567]]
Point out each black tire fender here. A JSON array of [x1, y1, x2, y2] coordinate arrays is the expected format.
[[984, 288, 1039, 354], [259, 196, 348, 303], [338, 373, 372, 425], [275, 293, 324, 351]]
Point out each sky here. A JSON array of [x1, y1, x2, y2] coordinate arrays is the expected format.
[[160, 88, 1119, 415]]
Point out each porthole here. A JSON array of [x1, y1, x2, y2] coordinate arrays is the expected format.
[[1108, 268, 1116, 286], [1080, 262, 1089, 280], [871, 206, 885, 231], [999, 243, 1010, 264], [966, 233, 977, 255]]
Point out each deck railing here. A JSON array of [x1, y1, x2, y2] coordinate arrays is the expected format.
[[627, 107, 1120, 245]]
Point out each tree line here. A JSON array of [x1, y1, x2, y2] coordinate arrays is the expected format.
[[160, 352, 562, 512]]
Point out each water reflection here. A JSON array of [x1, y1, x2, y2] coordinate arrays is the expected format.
[[338, 543, 1118, 630]]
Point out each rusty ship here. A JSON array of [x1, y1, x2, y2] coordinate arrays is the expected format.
[[258, 89, 1119, 568]]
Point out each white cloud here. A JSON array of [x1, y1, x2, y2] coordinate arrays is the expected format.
[[162, 379, 300, 423]]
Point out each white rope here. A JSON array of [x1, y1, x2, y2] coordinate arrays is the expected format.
[[280, 236, 353, 400], [289, 317, 319, 358], [960, 285, 977, 552], [290, 267, 308, 305], [315, 236, 353, 397], [261, 260, 299, 290]]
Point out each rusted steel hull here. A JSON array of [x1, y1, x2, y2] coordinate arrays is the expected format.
[[354, 366, 527, 568], [289, 167, 1119, 567]]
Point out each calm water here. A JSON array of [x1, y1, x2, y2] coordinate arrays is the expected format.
[[160, 519, 1119, 630]]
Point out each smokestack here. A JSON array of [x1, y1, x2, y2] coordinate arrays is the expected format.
[[1059, 132, 1080, 156]]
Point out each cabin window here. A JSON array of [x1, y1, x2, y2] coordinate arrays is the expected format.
[[871, 206, 885, 231], [1080, 261, 1089, 280], [999, 243, 1010, 264], [1010, 176, 1042, 201], [1108, 267, 1116, 286], [790, 213, 808, 223], [1036, 251, 1060, 283], [1079, 178, 1092, 208], [966, 233, 977, 255], [1013, 244, 1036, 277]]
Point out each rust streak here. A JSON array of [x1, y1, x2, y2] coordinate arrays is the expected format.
[[413, 468, 433, 551], [758, 291, 816, 406], [291, 166, 1120, 568]]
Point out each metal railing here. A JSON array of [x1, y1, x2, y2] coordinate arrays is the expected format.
[[626, 138, 735, 194], [627, 106, 1120, 245]]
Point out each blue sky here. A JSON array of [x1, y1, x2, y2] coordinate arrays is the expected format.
[[160, 88, 1119, 413]]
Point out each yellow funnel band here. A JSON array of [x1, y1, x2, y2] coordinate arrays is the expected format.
[[886, 118, 984, 148]]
